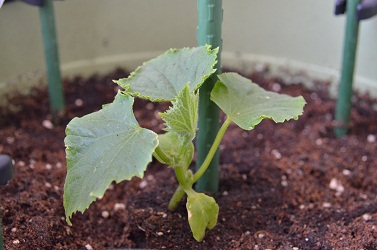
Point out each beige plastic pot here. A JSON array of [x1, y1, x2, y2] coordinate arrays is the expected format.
[[0, 0, 376, 103]]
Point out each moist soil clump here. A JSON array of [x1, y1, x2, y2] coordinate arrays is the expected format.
[[1, 68, 377, 249]]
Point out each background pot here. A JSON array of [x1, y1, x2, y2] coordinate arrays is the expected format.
[[1, 0, 376, 102]]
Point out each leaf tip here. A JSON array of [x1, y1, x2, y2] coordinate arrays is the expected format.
[[65, 215, 73, 226]]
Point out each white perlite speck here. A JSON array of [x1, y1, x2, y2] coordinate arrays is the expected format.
[[42, 120, 54, 129], [281, 175, 288, 187], [271, 149, 282, 159], [342, 169, 351, 176], [322, 202, 332, 208], [281, 180, 288, 187], [367, 134, 376, 143], [114, 203, 126, 211], [272, 83, 281, 92], [315, 138, 323, 146], [85, 244, 93, 250], [146, 103, 154, 110], [6, 137, 15, 144], [75, 99, 84, 107], [329, 178, 344, 196], [362, 213, 372, 221], [101, 210, 110, 218], [139, 180, 148, 189]]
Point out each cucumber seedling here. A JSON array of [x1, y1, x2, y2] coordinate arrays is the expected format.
[[63, 46, 305, 241]]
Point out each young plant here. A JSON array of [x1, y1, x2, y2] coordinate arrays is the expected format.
[[63, 46, 305, 242]]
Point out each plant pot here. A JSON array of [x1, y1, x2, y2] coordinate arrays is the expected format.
[[1, 1, 377, 249], [1, 0, 377, 102]]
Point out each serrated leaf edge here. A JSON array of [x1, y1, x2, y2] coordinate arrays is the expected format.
[[159, 84, 199, 140], [63, 92, 159, 225], [114, 45, 218, 102], [212, 73, 306, 130]]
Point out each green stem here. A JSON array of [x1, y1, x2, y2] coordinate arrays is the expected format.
[[174, 166, 191, 189], [154, 146, 172, 165], [168, 117, 231, 210], [193, 117, 231, 183], [168, 185, 185, 211], [168, 166, 192, 211]]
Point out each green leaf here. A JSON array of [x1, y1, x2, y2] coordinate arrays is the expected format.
[[186, 191, 219, 242], [64, 91, 158, 224], [211, 73, 306, 130], [156, 132, 194, 168], [159, 84, 198, 140], [115, 46, 218, 102]]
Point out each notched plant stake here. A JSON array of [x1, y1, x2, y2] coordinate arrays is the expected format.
[[63, 46, 306, 242]]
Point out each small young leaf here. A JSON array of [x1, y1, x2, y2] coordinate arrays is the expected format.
[[115, 46, 218, 102], [211, 73, 306, 130], [159, 84, 198, 140], [186, 191, 219, 242], [64, 91, 158, 224], [156, 132, 194, 168]]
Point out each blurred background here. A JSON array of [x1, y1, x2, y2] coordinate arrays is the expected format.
[[1, 0, 376, 100]]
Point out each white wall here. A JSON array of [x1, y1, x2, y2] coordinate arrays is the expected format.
[[0, 0, 376, 100], [222, 0, 377, 94]]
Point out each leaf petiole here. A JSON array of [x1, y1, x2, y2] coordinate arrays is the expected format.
[[174, 166, 192, 189], [168, 166, 193, 211], [168, 117, 232, 211], [168, 185, 185, 211], [153, 145, 173, 166], [193, 117, 232, 183]]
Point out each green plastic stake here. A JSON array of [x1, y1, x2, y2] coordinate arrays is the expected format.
[[195, 0, 223, 193], [335, 0, 361, 137], [39, 0, 65, 113]]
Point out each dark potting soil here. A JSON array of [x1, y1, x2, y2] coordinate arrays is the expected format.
[[1, 67, 377, 250]]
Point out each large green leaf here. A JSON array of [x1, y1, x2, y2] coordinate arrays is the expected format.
[[186, 191, 219, 242], [114, 46, 218, 102], [211, 73, 306, 130], [159, 84, 198, 140], [64, 91, 158, 224]]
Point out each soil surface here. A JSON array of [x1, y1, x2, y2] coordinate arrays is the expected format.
[[1, 67, 377, 250]]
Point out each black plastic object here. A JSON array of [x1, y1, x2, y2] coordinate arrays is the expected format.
[[21, 0, 44, 6], [357, 0, 377, 20], [335, 0, 377, 20], [0, 154, 13, 185], [335, 0, 347, 15], [3, 0, 16, 4], [4, 0, 44, 6]]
